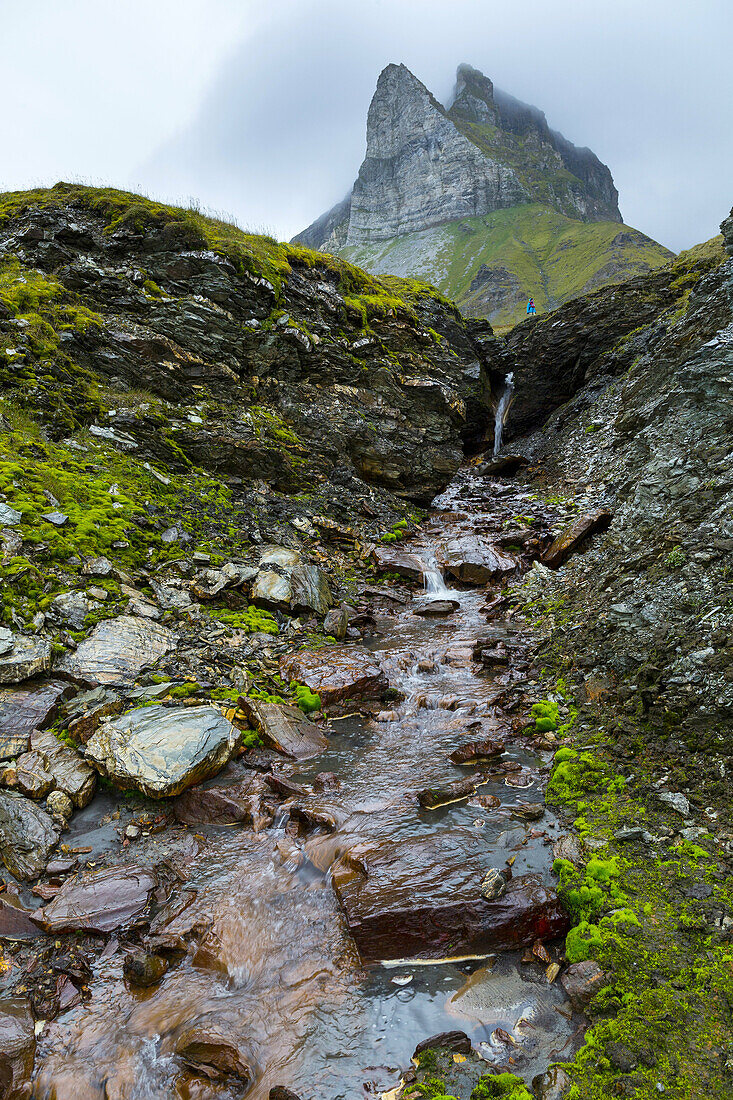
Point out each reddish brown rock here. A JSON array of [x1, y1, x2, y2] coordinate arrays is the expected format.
[[0, 679, 74, 760], [449, 738, 506, 765], [542, 510, 613, 569], [238, 698, 328, 759], [32, 864, 157, 934], [560, 959, 607, 1010], [0, 893, 46, 941], [332, 834, 569, 962], [417, 776, 485, 809], [279, 646, 388, 713], [0, 995, 35, 1098], [175, 1020, 253, 1084], [173, 771, 268, 827], [371, 545, 424, 582]]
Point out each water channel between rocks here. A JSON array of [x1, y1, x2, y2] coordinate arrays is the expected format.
[[34, 471, 580, 1100]]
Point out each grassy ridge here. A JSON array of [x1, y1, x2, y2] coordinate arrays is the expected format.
[[342, 204, 674, 331]]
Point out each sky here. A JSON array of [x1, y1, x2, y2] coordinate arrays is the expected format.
[[3, 0, 732, 252]]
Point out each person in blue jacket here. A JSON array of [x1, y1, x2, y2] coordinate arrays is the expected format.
[[526, 298, 537, 315]]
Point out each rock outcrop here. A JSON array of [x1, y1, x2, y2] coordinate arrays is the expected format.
[[295, 64, 672, 328]]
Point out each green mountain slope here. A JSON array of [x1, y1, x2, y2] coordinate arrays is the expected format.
[[341, 204, 674, 331]]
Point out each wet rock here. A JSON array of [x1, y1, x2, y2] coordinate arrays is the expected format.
[[371, 545, 425, 582], [413, 1030, 472, 1057], [45, 790, 73, 825], [0, 892, 45, 940], [323, 606, 349, 640], [31, 729, 96, 808], [86, 704, 238, 798], [269, 1089, 304, 1100], [280, 646, 388, 713], [449, 737, 506, 765], [56, 615, 176, 687], [533, 1064, 573, 1099], [512, 801, 545, 821], [560, 959, 607, 1010], [32, 864, 158, 934], [0, 637, 53, 686], [553, 834, 583, 865], [442, 539, 519, 584], [0, 629, 13, 657], [0, 791, 58, 880], [14, 751, 54, 799], [0, 995, 35, 1098], [332, 834, 569, 961], [414, 600, 460, 616], [173, 770, 268, 826], [479, 454, 528, 477], [542, 510, 613, 569], [264, 773, 311, 800], [65, 691, 125, 744], [251, 547, 331, 615], [417, 776, 484, 808], [480, 867, 510, 900], [123, 950, 168, 987], [175, 1020, 253, 1085], [239, 697, 328, 759]]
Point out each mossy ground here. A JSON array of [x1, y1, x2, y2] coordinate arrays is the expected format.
[[508, 587, 733, 1099]]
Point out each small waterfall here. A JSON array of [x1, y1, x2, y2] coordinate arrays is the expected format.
[[493, 372, 515, 457], [419, 551, 451, 596]]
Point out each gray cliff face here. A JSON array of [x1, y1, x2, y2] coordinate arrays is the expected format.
[[295, 62, 622, 252], [347, 64, 527, 244]]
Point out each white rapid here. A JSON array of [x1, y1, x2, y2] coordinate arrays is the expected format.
[[417, 550, 451, 597], [493, 372, 515, 457]]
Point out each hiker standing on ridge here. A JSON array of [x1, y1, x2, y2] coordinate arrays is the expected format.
[[526, 298, 537, 315]]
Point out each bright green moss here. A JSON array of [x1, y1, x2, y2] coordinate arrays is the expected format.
[[470, 1073, 533, 1100], [291, 683, 321, 714], [206, 606, 279, 635]]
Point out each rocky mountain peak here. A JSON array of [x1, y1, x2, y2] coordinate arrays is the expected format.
[[449, 63, 499, 125]]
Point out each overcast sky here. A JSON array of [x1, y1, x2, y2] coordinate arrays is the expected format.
[[3, 0, 732, 251]]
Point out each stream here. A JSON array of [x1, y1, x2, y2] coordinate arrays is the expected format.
[[32, 468, 580, 1099]]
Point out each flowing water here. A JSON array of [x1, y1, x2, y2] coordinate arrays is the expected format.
[[493, 373, 515, 457], [33, 469, 579, 1099]]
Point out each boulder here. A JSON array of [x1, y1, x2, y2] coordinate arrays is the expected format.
[[323, 606, 349, 640], [14, 751, 54, 799], [0, 996, 35, 1098], [251, 547, 331, 615], [542, 510, 613, 569], [371, 544, 425, 582], [86, 704, 238, 798], [123, 951, 168, 988], [414, 1031, 471, 1057], [48, 591, 95, 629], [56, 616, 176, 686], [32, 864, 157, 934], [238, 698, 328, 760], [417, 776, 485, 808], [332, 834, 569, 962], [174, 1020, 253, 1085], [30, 729, 97, 808], [560, 959, 607, 1010], [0, 503, 22, 526], [441, 539, 519, 584], [449, 737, 506, 765], [279, 646, 388, 713], [173, 770, 269, 826], [0, 637, 53, 686], [0, 791, 58, 880]]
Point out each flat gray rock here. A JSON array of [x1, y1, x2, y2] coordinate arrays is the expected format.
[[0, 503, 22, 526], [0, 628, 13, 657], [0, 637, 52, 686], [57, 615, 175, 686], [251, 547, 331, 615], [86, 704, 239, 797], [0, 790, 58, 880]]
